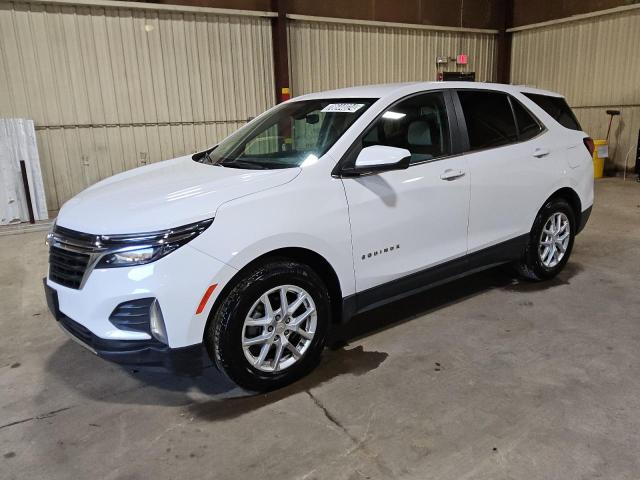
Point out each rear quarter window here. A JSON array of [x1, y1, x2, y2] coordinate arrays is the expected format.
[[511, 98, 543, 141], [523, 93, 582, 131]]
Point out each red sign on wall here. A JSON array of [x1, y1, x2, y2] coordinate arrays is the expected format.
[[456, 54, 468, 65]]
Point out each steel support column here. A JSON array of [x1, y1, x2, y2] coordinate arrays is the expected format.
[[496, 0, 514, 84], [271, 0, 290, 102]]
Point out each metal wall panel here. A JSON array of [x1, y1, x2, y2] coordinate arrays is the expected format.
[[0, 1, 275, 210], [511, 9, 640, 169], [288, 19, 498, 96], [0, 119, 48, 224]]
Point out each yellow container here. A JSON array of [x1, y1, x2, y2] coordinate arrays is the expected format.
[[592, 139, 607, 179]]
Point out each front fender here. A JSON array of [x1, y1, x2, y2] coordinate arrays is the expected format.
[[188, 175, 356, 299]]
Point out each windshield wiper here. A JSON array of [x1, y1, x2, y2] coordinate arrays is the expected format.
[[219, 159, 270, 170]]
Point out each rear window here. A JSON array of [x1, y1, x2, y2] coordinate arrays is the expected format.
[[523, 93, 582, 131], [458, 90, 518, 150]]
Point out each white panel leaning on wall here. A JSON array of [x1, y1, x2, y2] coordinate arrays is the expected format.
[[0, 119, 48, 225]]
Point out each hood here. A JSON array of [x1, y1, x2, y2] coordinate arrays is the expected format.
[[57, 155, 300, 234]]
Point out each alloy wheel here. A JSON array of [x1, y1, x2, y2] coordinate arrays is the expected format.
[[538, 212, 570, 268], [241, 285, 317, 372]]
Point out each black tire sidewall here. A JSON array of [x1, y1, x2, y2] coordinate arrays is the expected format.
[[525, 199, 576, 280], [206, 260, 330, 391]]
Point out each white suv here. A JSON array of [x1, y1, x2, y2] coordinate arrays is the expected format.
[[45, 82, 594, 391]]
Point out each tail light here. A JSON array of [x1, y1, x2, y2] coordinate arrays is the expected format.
[[583, 137, 595, 157]]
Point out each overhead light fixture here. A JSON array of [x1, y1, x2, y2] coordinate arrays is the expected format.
[[382, 111, 406, 120]]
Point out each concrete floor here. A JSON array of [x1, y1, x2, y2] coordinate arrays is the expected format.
[[1, 178, 639, 480]]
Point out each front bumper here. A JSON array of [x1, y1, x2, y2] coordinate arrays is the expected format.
[[45, 242, 237, 348], [45, 279, 207, 375]]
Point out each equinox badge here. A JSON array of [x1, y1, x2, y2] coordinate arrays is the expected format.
[[362, 244, 400, 260]]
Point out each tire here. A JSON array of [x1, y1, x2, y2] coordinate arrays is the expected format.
[[205, 259, 330, 391], [517, 198, 576, 281]]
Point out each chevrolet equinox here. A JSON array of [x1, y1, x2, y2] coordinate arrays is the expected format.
[[45, 82, 594, 391]]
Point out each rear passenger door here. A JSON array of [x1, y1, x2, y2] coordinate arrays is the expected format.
[[453, 89, 562, 254]]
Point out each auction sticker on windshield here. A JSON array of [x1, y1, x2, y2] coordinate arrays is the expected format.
[[321, 103, 365, 113]]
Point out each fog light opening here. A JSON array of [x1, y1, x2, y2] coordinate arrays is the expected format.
[[149, 299, 168, 344]]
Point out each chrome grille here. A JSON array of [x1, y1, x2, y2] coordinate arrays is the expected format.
[[47, 226, 104, 290], [48, 246, 91, 289]]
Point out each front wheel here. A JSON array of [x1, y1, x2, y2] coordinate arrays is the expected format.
[[517, 198, 576, 281], [205, 259, 330, 391]]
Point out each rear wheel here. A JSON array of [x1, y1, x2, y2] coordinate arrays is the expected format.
[[517, 198, 576, 281], [205, 259, 330, 391]]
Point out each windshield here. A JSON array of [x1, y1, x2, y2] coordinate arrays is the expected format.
[[201, 98, 375, 169]]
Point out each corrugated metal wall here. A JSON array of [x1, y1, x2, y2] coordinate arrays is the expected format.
[[0, 1, 275, 211], [288, 19, 498, 96], [0, 2, 503, 212], [511, 8, 640, 170]]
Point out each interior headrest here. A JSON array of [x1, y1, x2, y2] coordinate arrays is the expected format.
[[407, 120, 432, 147]]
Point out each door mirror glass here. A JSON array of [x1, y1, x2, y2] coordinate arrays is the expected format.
[[353, 145, 411, 173]]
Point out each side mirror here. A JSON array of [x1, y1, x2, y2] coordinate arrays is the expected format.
[[306, 113, 320, 124], [351, 145, 411, 175]]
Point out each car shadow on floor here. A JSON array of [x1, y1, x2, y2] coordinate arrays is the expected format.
[[43, 262, 582, 413], [337, 261, 582, 345]]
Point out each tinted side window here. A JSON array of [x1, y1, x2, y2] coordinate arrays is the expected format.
[[458, 91, 518, 150], [362, 92, 450, 164], [511, 98, 542, 141], [523, 93, 581, 131]]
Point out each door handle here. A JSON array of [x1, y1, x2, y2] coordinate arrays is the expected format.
[[440, 169, 466, 181], [532, 147, 550, 158]]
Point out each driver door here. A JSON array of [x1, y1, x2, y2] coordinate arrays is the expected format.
[[340, 91, 470, 302]]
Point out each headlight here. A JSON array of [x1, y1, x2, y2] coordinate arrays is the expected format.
[[95, 218, 213, 268], [98, 246, 160, 267]]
